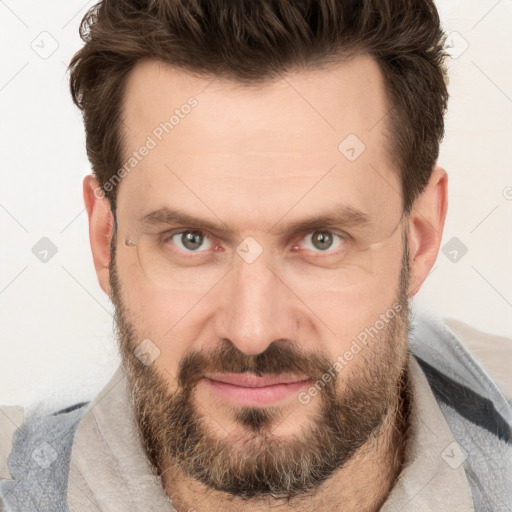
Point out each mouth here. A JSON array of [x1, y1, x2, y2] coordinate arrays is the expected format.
[[202, 373, 312, 406]]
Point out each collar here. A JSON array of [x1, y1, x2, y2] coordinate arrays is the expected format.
[[68, 365, 176, 511], [379, 354, 475, 511]]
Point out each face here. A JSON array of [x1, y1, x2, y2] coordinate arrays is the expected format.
[[104, 54, 422, 498]]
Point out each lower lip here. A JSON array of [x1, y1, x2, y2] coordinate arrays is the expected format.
[[203, 378, 312, 406]]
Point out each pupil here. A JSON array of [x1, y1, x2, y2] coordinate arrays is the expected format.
[[182, 230, 203, 250], [313, 231, 332, 250]]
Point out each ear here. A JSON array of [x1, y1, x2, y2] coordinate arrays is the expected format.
[[83, 175, 114, 295], [407, 165, 448, 297]]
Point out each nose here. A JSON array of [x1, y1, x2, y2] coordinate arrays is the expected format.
[[214, 250, 298, 356]]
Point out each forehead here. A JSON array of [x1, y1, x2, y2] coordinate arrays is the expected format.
[[117, 55, 401, 230]]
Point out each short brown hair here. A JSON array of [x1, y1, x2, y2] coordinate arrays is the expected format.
[[69, 0, 449, 214]]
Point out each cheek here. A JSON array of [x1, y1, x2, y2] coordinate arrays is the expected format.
[[121, 286, 199, 381], [304, 242, 405, 354], [114, 255, 207, 370]]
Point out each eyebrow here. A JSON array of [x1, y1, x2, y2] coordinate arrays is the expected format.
[[139, 204, 371, 236]]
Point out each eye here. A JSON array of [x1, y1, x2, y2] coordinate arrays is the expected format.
[[300, 230, 347, 253], [169, 230, 213, 252]]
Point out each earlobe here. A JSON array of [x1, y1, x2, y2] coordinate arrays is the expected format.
[[407, 165, 448, 297], [83, 175, 114, 295]]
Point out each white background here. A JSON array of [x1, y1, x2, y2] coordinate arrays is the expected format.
[[0, 0, 511, 408]]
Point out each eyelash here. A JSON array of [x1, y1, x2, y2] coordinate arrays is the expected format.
[[161, 228, 350, 259]]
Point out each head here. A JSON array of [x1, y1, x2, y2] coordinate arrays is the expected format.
[[73, 0, 449, 501]]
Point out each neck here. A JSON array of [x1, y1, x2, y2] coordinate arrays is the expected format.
[[161, 367, 410, 512]]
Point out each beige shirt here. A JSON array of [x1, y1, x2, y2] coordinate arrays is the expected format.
[[1, 319, 510, 511]]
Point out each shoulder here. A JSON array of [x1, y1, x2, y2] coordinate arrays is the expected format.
[[1, 403, 91, 477], [409, 309, 512, 444], [0, 405, 24, 480], [442, 317, 512, 401], [1, 402, 90, 481], [0, 402, 90, 510]]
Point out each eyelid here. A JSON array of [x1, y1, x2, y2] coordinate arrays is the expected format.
[[161, 227, 230, 246]]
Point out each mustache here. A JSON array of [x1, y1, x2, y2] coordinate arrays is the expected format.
[[176, 340, 334, 392]]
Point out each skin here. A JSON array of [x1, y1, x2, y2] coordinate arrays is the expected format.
[[84, 54, 448, 511]]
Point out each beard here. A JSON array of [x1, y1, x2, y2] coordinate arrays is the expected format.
[[108, 231, 412, 501]]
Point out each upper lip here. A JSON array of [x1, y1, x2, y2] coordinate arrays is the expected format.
[[204, 373, 310, 388]]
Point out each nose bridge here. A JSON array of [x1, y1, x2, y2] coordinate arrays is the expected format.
[[215, 250, 293, 356]]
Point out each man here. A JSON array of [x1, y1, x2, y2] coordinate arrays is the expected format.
[[1, 0, 511, 510]]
